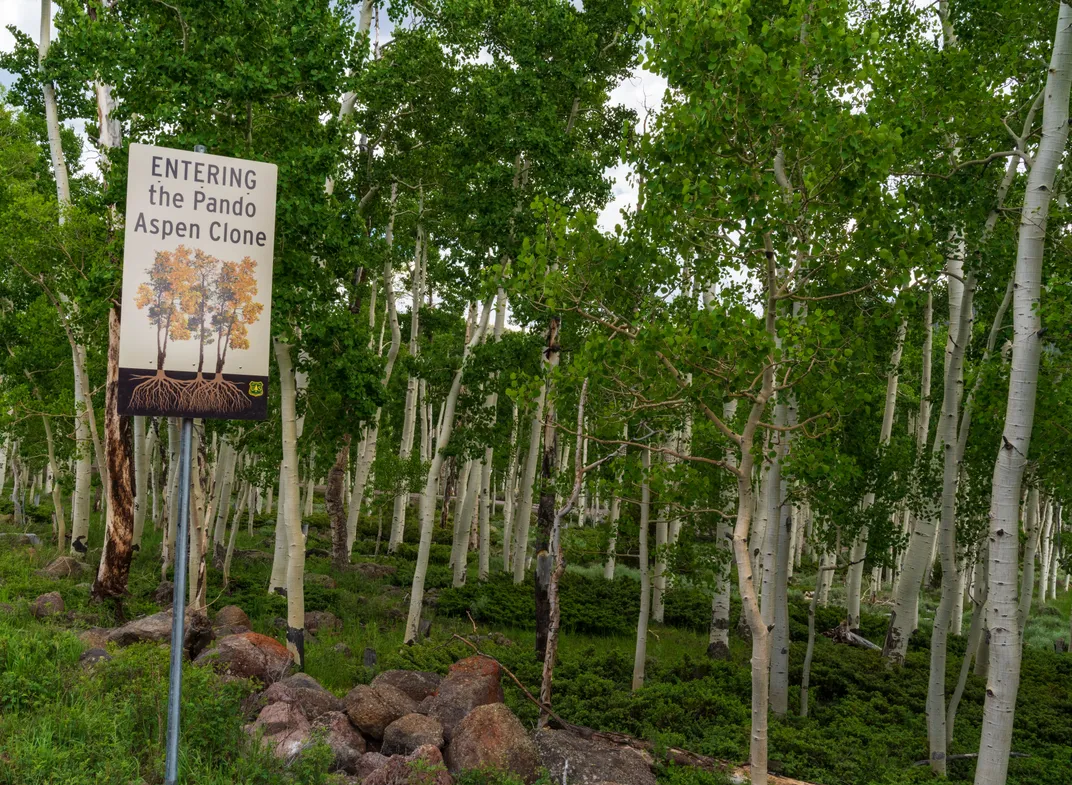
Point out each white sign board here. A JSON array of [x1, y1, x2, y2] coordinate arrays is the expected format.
[[118, 143, 277, 419]]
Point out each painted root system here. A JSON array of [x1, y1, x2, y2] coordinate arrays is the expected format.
[[129, 245, 263, 415]]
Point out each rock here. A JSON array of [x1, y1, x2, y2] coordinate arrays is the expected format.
[[314, 710, 367, 773], [273, 617, 288, 631], [306, 573, 336, 589], [0, 602, 15, 615], [354, 751, 390, 779], [363, 647, 378, 669], [362, 745, 451, 785], [0, 532, 41, 546], [35, 556, 85, 578], [382, 713, 444, 756], [372, 670, 442, 703], [30, 591, 64, 618], [333, 642, 353, 657], [533, 729, 657, 785], [418, 619, 432, 639], [353, 563, 398, 580], [343, 684, 419, 740], [306, 547, 330, 558], [214, 604, 252, 634], [425, 656, 504, 740], [195, 632, 296, 684], [78, 627, 111, 648], [107, 609, 214, 659], [261, 673, 344, 721], [152, 581, 174, 606], [447, 703, 539, 782], [245, 701, 311, 761], [79, 648, 112, 667], [306, 610, 341, 635]]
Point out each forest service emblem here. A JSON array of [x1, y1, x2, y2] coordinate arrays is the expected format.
[[248, 381, 264, 396]]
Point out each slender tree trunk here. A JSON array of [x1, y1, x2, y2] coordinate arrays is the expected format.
[[452, 461, 481, 587], [328, 439, 350, 566], [212, 443, 237, 567], [502, 402, 520, 571], [709, 401, 738, 658], [391, 216, 425, 551], [404, 295, 496, 643], [947, 549, 987, 748], [884, 291, 935, 663], [604, 425, 628, 581], [928, 252, 974, 774], [975, 11, 1072, 782], [275, 339, 306, 669], [269, 464, 288, 594], [70, 348, 93, 554], [1018, 488, 1042, 639], [223, 483, 250, 589], [93, 310, 137, 601], [538, 380, 588, 727], [512, 388, 546, 582], [800, 570, 823, 717], [132, 416, 149, 549], [535, 318, 561, 661], [632, 445, 652, 690]]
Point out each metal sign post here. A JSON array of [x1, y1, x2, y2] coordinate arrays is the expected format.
[[163, 416, 193, 785]]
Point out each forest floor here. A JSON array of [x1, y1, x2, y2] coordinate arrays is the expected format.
[[1, 497, 1070, 785]]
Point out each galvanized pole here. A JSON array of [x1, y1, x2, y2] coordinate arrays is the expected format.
[[163, 416, 193, 785]]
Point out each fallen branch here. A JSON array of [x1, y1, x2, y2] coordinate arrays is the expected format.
[[448, 634, 821, 785], [823, 623, 881, 651]]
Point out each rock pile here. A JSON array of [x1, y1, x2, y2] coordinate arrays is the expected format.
[[241, 656, 657, 785]]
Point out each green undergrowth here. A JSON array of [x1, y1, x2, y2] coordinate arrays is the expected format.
[[2, 503, 1072, 785]]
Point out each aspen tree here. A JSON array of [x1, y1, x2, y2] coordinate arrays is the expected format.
[[404, 294, 496, 642], [975, 8, 1072, 781]]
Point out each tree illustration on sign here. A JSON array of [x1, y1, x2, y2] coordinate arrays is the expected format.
[[130, 246, 195, 408], [130, 247, 263, 414]]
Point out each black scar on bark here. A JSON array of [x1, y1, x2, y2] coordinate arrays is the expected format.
[[287, 626, 305, 670]]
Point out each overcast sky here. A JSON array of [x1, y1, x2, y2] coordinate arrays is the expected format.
[[1, 1, 667, 233]]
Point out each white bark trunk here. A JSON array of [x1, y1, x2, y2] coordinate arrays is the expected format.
[[928, 248, 974, 774], [512, 388, 546, 582], [975, 10, 1072, 782], [604, 425, 628, 581], [269, 463, 288, 593], [39, 1, 71, 216], [275, 339, 307, 668], [502, 402, 520, 571], [389, 219, 423, 551], [70, 348, 93, 554], [404, 295, 496, 642], [632, 446, 652, 690], [884, 291, 935, 662], [709, 401, 737, 656], [132, 416, 148, 548]]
